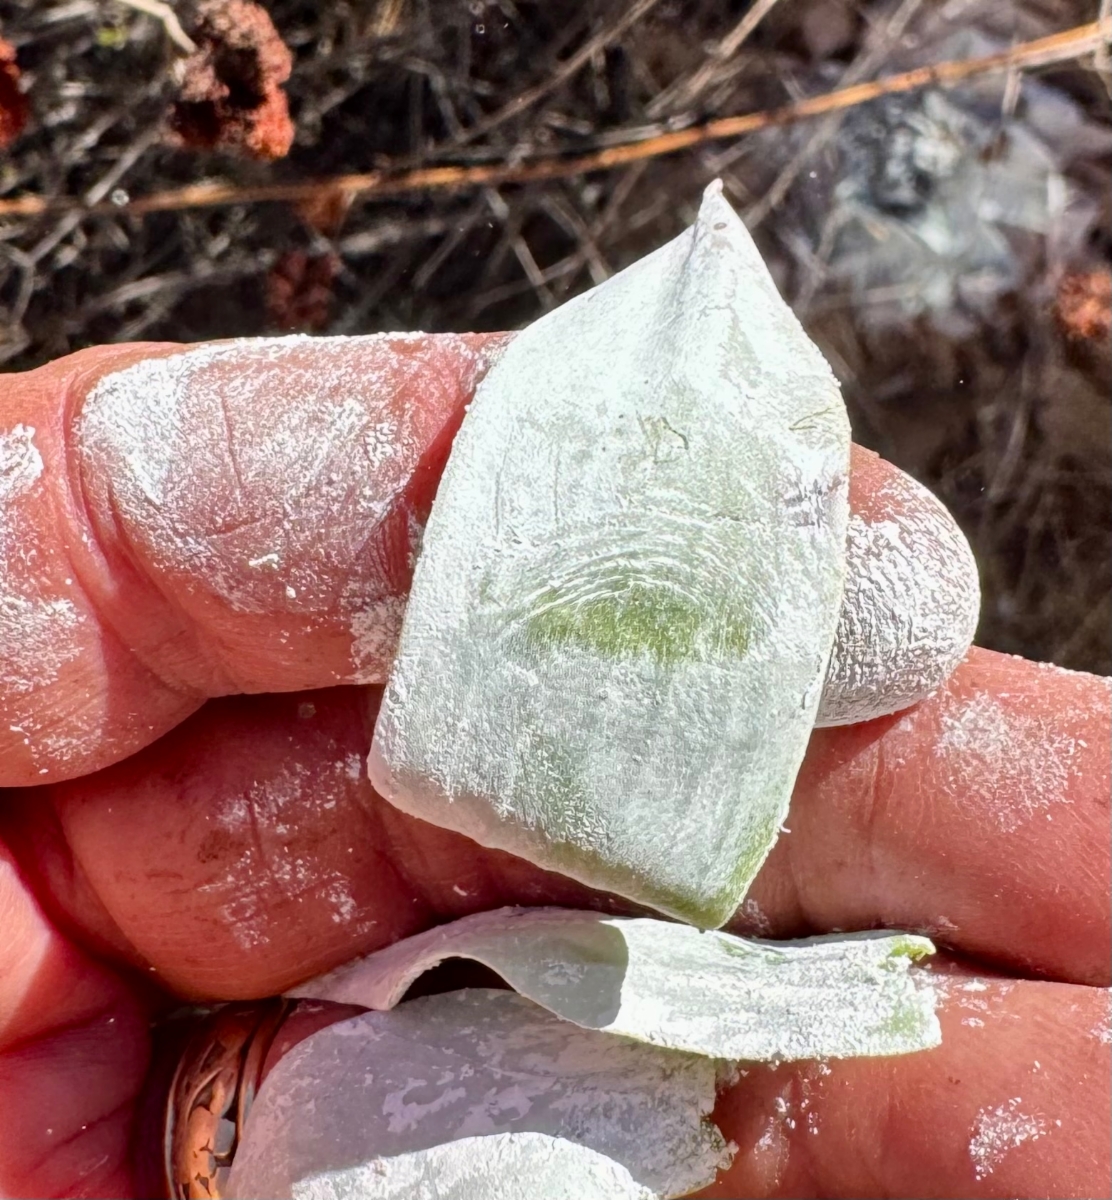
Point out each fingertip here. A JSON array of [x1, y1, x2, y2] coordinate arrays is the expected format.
[[1, 343, 202, 786], [71, 332, 508, 696], [818, 446, 980, 726]]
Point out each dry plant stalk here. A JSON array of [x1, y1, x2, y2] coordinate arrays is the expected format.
[[646, 0, 787, 116], [114, 0, 197, 54], [0, 19, 1107, 221]]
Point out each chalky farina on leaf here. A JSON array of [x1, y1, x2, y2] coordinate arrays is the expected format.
[[370, 181, 851, 928]]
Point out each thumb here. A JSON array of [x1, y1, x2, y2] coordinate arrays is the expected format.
[[1, 334, 506, 785]]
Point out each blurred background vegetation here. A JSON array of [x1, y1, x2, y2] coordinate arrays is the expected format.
[[1, 0, 1109, 672]]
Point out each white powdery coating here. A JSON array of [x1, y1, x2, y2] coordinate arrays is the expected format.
[[77, 337, 398, 609], [736, 895, 773, 936], [75, 333, 494, 684], [371, 182, 850, 928], [349, 592, 408, 684], [816, 475, 980, 726], [0, 424, 87, 701], [934, 691, 1082, 832], [293, 1133, 656, 1200], [0, 423, 43, 493], [227, 989, 728, 1200], [929, 974, 1016, 1030], [290, 907, 940, 1062], [0, 594, 82, 695], [78, 336, 404, 522], [1090, 990, 1112, 1045], [968, 1097, 1049, 1181]]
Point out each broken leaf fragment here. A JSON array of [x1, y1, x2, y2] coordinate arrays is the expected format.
[[226, 988, 729, 1200], [290, 907, 940, 1062], [265, 913, 939, 1198], [292, 1133, 658, 1200], [369, 181, 851, 928]]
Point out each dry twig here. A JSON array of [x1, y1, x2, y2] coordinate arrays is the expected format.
[[646, 0, 787, 117], [113, 0, 197, 54], [0, 20, 1106, 220], [456, 0, 665, 146], [1098, 0, 1112, 91]]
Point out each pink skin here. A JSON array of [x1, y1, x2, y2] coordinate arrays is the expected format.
[[0, 340, 1107, 1198], [1, 335, 507, 785]]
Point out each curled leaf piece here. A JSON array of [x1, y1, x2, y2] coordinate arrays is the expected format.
[[292, 1132, 658, 1200], [227, 989, 729, 1200], [290, 907, 940, 1062], [369, 180, 851, 928]]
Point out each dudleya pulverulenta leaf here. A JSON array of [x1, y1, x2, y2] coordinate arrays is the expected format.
[[289, 907, 940, 1062], [368, 181, 851, 928], [293, 1133, 658, 1200], [227, 989, 729, 1200]]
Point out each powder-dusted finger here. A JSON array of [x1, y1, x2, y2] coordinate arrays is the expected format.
[[1, 344, 209, 787], [0, 846, 147, 1198], [1, 687, 607, 999], [739, 650, 1111, 985], [700, 975, 1110, 1198], [4, 648, 1104, 1001], [75, 335, 507, 691], [816, 445, 980, 727], [1, 335, 506, 786]]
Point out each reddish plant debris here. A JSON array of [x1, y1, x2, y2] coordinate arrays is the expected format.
[[266, 249, 340, 331], [0, 36, 28, 148], [169, 0, 294, 160], [1056, 269, 1112, 343]]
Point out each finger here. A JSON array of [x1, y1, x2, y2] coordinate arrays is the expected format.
[[741, 647, 1111, 986], [817, 442, 979, 728], [1, 335, 507, 785], [3, 648, 1105, 1001], [1, 337, 975, 786], [0, 844, 147, 1198], [1, 686, 602, 1000], [4, 681, 604, 998], [700, 974, 1110, 1198]]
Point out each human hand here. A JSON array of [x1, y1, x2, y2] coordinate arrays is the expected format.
[[0, 338, 1107, 1198]]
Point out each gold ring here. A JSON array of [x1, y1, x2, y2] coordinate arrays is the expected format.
[[163, 997, 293, 1200]]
